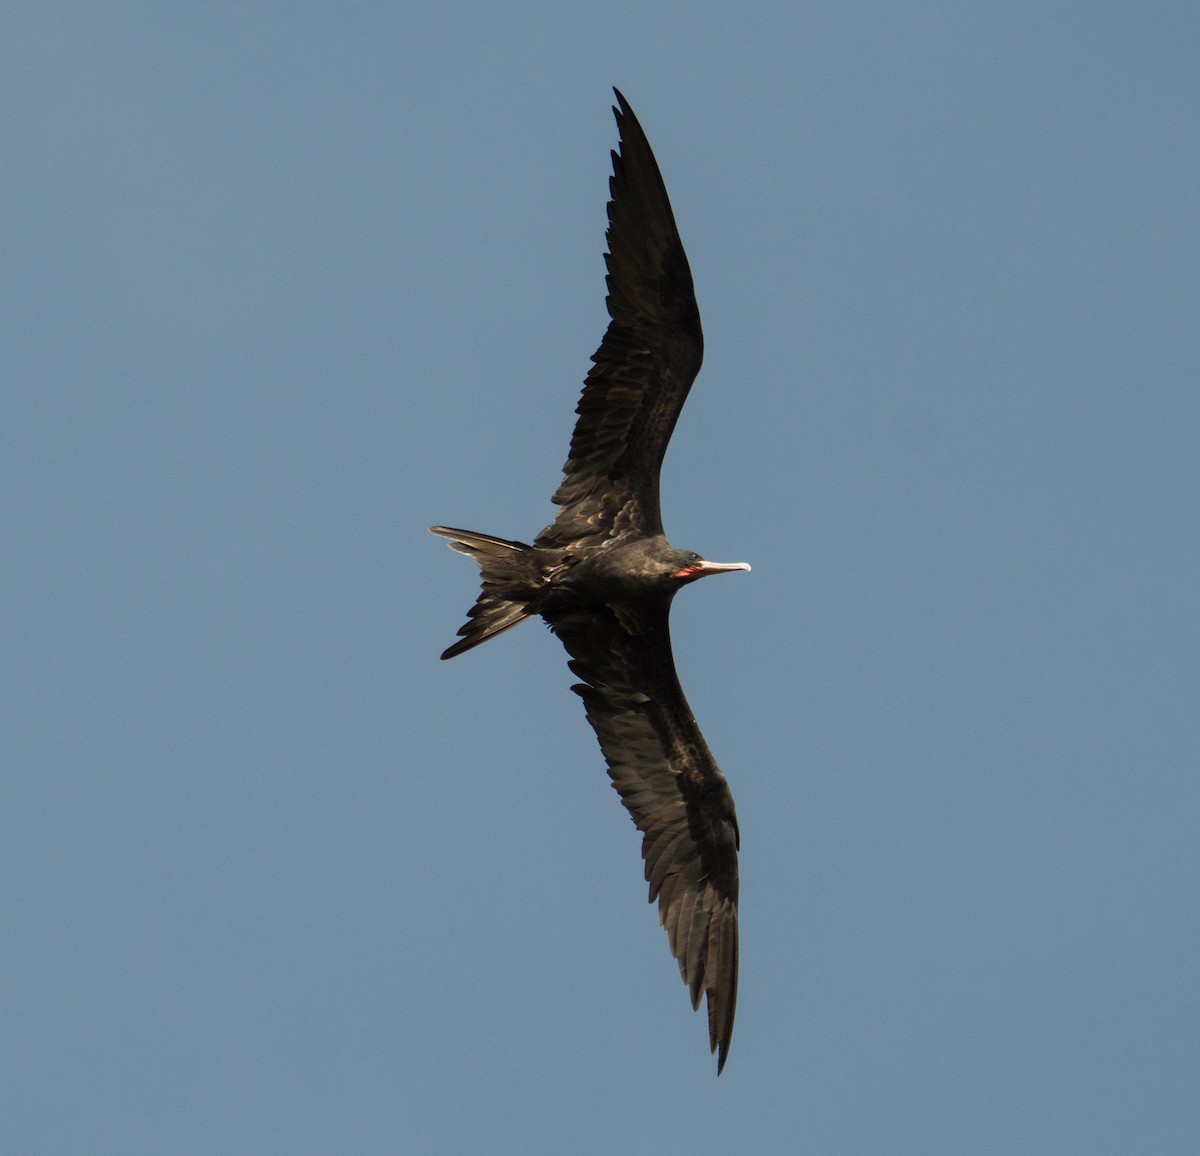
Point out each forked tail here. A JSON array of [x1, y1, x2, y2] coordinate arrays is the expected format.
[[429, 526, 540, 659]]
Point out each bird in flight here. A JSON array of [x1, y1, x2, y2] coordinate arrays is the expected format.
[[431, 89, 749, 1074]]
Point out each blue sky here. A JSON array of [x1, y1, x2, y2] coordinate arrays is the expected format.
[[4, 4, 1199, 1153]]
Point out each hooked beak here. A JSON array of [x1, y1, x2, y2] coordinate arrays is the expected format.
[[673, 560, 752, 581]]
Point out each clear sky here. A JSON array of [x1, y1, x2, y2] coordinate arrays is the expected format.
[[4, 4, 1198, 1153]]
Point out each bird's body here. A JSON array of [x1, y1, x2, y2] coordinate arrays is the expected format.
[[431, 90, 748, 1073]]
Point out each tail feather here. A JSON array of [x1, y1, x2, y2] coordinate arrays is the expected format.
[[429, 526, 540, 659]]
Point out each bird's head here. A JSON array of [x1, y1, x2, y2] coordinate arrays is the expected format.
[[591, 539, 750, 600], [668, 550, 752, 585]]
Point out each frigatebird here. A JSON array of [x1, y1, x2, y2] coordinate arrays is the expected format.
[[431, 90, 749, 1074]]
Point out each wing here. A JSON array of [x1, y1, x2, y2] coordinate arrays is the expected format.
[[536, 89, 704, 551], [546, 600, 740, 1073]]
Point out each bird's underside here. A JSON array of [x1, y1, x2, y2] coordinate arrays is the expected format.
[[430, 90, 747, 1074]]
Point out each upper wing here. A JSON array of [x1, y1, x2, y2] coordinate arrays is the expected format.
[[546, 599, 740, 1073], [536, 89, 704, 551]]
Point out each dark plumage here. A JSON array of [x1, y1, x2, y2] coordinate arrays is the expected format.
[[431, 90, 748, 1073]]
